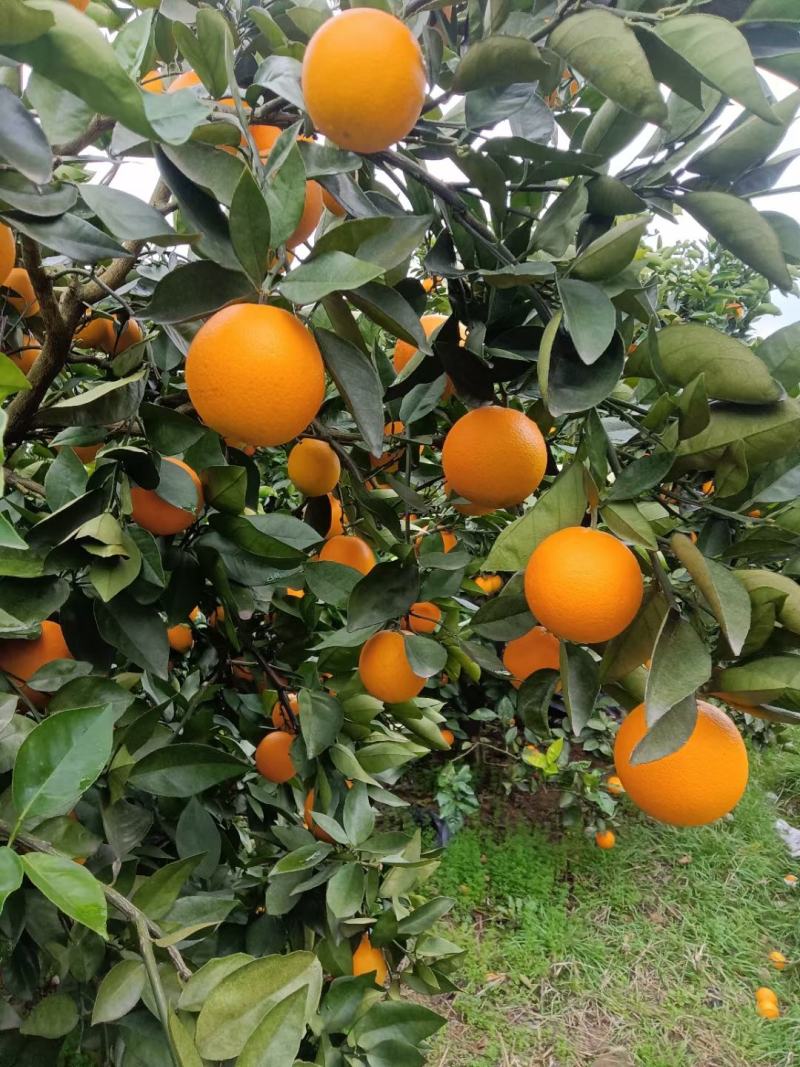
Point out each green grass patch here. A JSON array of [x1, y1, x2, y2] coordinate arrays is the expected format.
[[427, 747, 800, 1066]]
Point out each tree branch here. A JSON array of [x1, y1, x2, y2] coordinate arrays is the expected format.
[[54, 116, 115, 159]]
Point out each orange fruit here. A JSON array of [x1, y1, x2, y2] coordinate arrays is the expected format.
[[614, 699, 748, 827], [10, 334, 40, 375], [407, 601, 441, 635], [114, 318, 143, 353], [271, 692, 300, 731], [359, 630, 425, 703], [68, 442, 102, 464], [756, 987, 778, 1005], [606, 775, 625, 797], [286, 587, 304, 599], [595, 830, 616, 849], [326, 494, 345, 538], [249, 126, 324, 249], [319, 534, 375, 575], [75, 317, 115, 353], [440, 727, 455, 747], [130, 456, 203, 536], [321, 187, 346, 217], [769, 950, 787, 970], [185, 304, 325, 448], [0, 223, 14, 286], [442, 406, 547, 508], [393, 314, 456, 400], [371, 420, 405, 474], [756, 1000, 780, 1019], [167, 69, 202, 93], [502, 626, 560, 688], [254, 731, 296, 783], [747, 508, 763, 519], [302, 9, 426, 154], [167, 624, 193, 654], [445, 480, 494, 517], [440, 530, 457, 553], [701, 479, 714, 495], [524, 527, 643, 644], [208, 605, 225, 628], [474, 575, 502, 595], [0, 620, 72, 707], [288, 438, 341, 497], [68, 0, 90, 9], [141, 69, 164, 93], [351, 932, 388, 984], [304, 789, 334, 843], [3, 268, 39, 317]]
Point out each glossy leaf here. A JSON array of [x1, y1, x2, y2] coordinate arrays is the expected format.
[[0, 85, 52, 183], [128, 744, 245, 797], [671, 533, 751, 655], [92, 959, 146, 1024], [557, 278, 616, 366], [22, 853, 107, 937]]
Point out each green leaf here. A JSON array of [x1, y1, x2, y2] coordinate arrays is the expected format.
[[0, 85, 52, 183], [202, 465, 247, 515], [670, 534, 751, 656], [13, 704, 116, 826], [45, 445, 87, 512], [236, 986, 308, 1067], [481, 262, 556, 288], [630, 693, 698, 767], [280, 252, 384, 305], [315, 328, 385, 458], [471, 592, 536, 642], [79, 185, 178, 245], [22, 853, 107, 937], [347, 560, 419, 631], [168, 1009, 204, 1067], [326, 863, 364, 919], [145, 261, 255, 323], [299, 689, 344, 759], [0, 0, 53, 44], [129, 744, 245, 797], [178, 954, 254, 1012], [586, 174, 646, 217], [741, 0, 800, 20], [25, 73, 93, 149], [132, 854, 203, 921], [532, 177, 588, 257], [5, 210, 124, 263], [19, 993, 77, 1038], [714, 655, 800, 705], [557, 278, 616, 365], [601, 593, 669, 682], [343, 782, 375, 846], [452, 36, 547, 92], [351, 1000, 444, 1051], [656, 14, 777, 124], [172, 8, 232, 99], [92, 959, 146, 1024], [404, 634, 448, 678], [601, 502, 657, 551], [485, 462, 587, 571], [572, 217, 647, 282], [94, 594, 169, 678], [691, 88, 800, 179], [314, 216, 432, 272], [304, 561, 361, 608], [230, 167, 271, 286], [606, 452, 674, 502], [735, 569, 800, 635], [756, 321, 800, 391], [549, 11, 667, 125], [0, 352, 32, 402], [539, 311, 624, 417], [681, 192, 791, 291], [559, 643, 599, 736], [34, 370, 146, 428], [675, 399, 800, 473], [0, 846, 23, 914], [346, 282, 429, 351], [642, 608, 711, 741], [581, 99, 647, 160], [195, 951, 322, 1059]]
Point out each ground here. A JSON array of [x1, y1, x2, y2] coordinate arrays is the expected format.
[[426, 745, 800, 1067]]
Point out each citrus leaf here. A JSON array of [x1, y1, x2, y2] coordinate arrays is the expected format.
[[92, 960, 146, 1025], [22, 853, 107, 937], [644, 608, 711, 730], [452, 36, 548, 92], [315, 328, 384, 458], [128, 744, 245, 797], [0, 846, 23, 914], [671, 533, 751, 655], [557, 278, 616, 366], [280, 252, 384, 305]]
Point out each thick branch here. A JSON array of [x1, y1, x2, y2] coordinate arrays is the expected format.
[[0, 820, 192, 981], [54, 116, 115, 159]]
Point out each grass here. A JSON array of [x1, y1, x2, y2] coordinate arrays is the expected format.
[[425, 745, 800, 1066]]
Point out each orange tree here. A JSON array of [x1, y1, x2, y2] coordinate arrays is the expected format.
[[1, 0, 800, 1062]]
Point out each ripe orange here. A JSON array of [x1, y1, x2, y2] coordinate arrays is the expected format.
[[141, 69, 164, 93], [254, 731, 296, 783], [3, 268, 40, 317], [208, 605, 225, 628], [0, 223, 14, 286], [75, 317, 115, 353], [445, 480, 494, 517], [701, 479, 714, 495], [167, 69, 201, 92], [524, 527, 643, 644], [302, 9, 426, 154], [606, 775, 625, 797], [769, 950, 787, 970], [407, 601, 441, 635], [286, 587, 304, 599], [757, 1000, 780, 1019], [502, 626, 560, 688], [288, 438, 341, 497], [115, 318, 143, 353], [747, 508, 763, 519], [440, 727, 455, 747], [167, 624, 193, 654], [10, 334, 40, 375], [130, 457, 203, 536], [440, 530, 457, 553], [595, 830, 616, 849], [351, 932, 388, 984], [614, 700, 748, 826], [359, 630, 425, 703], [304, 789, 334, 843], [474, 575, 502, 595], [185, 304, 325, 447], [321, 187, 346, 217], [249, 126, 323, 249], [756, 987, 778, 1005], [271, 692, 300, 731], [442, 406, 547, 508], [393, 314, 456, 400], [319, 534, 375, 575], [371, 420, 405, 473], [68, 0, 90, 9], [68, 442, 102, 464], [0, 620, 72, 706], [326, 494, 345, 538]]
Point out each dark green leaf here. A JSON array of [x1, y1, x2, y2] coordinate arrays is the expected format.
[[0, 85, 52, 183], [128, 744, 245, 797], [280, 252, 383, 305], [452, 36, 547, 92], [671, 533, 751, 655], [347, 560, 419, 631], [6, 211, 124, 262], [0, 847, 23, 914], [80, 185, 178, 244], [606, 452, 675, 502], [315, 328, 385, 458], [299, 689, 344, 759], [557, 278, 616, 365], [404, 634, 447, 678], [94, 594, 169, 678], [538, 311, 624, 417], [559, 643, 599, 736], [22, 853, 107, 937], [229, 167, 271, 286]]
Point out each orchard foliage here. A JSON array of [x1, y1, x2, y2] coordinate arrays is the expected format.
[[0, 0, 800, 1063]]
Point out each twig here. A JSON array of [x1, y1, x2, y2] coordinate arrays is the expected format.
[[648, 550, 678, 610], [54, 116, 115, 158], [249, 649, 300, 731], [136, 914, 180, 1067], [312, 418, 364, 481], [3, 468, 47, 498]]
